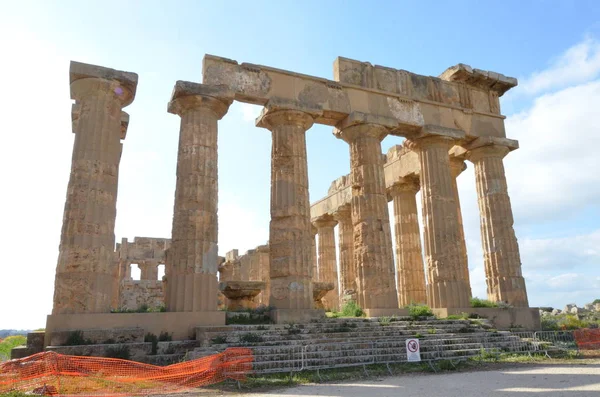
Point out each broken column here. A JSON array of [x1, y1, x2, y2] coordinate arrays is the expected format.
[[314, 216, 339, 311], [388, 177, 427, 307], [333, 204, 356, 304], [167, 82, 233, 312], [257, 106, 322, 322], [334, 122, 398, 312], [406, 130, 471, 309], [53, 61, 137, 314], [465, 138, 529, 307]]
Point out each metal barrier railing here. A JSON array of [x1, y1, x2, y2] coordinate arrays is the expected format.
[[231, 329, 585, 376]]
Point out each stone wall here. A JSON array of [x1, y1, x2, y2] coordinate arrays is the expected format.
[[119, 280, 164, 311]]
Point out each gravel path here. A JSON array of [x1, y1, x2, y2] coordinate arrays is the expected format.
[[241, 363, 600, 396]]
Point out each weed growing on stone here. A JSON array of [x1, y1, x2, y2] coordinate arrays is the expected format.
[[407, 304, 434, 319], [211, 335, 227, 345], [470, 297, 498, 308], [64, 331, 94, 346]]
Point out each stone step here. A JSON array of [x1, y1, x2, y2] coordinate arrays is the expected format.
[[142, 353, 185, 366], [156, 340, 198, 355]]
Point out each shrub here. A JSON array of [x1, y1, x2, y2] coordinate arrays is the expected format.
[[427, 328, 436, 334], [378, 316, 392, 326], [239, 333, 264, 343], [144, 333, 158, 355], [414, 333, 423, 338], [407, 304, 433, 319], [211, 335, 228, 344], [105, 345, 130, 360], [470, 297, 498, 308], [340, 300, 364, 317], [560, 315, 589, 330], [446, 313, 468, 320], [64, 331, 94, 346], [158, 331, 172, 342]]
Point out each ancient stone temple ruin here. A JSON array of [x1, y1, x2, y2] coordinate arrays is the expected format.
[[44, 56, 538, 346]]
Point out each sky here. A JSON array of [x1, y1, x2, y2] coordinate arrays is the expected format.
[[1, 0, 599, 329]]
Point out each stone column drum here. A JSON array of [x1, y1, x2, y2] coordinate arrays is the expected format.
[[406, 136, 471, 308], [53, 61, 137, 314], [334, 123, 398, 311], [449, 157, 472, 297], [466, 141, 529, 307], [388, 178, 427, 307], [257, 108, 321, 321], [139, 260, 159, 281], [333, 204, 356, 302], [311, 225, 318, 282], [315, 217, 339, 311], [166, 82, 233, 312]]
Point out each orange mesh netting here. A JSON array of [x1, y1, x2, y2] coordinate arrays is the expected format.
[[574, 328, 600, 350], [0, 348, 253, 396]]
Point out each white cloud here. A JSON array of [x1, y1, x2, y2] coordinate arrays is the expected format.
[[519, 37, 600, 95]]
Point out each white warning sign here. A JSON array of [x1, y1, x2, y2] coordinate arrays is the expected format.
[[406, 338, 421, 362]]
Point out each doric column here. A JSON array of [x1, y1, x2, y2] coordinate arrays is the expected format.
[[449, 157, 472, 298], [167, 82, 233, 312], [334, 123, 397, 310], [466, 139, 529, 307], [311, 226, 318, 282], [256, 108, 318, 317], [256, 244, 270, 306], [140, 260, 159, 281], [406, 135, 471, 308], [53, 61, 137, 314], [333, 204, 356, 302], [314, 217, 339, 311], [388, 177, 427, 307]]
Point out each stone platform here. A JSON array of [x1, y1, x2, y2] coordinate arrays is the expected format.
[[44, 311, 225, 346], [431, 307, 541, 330]]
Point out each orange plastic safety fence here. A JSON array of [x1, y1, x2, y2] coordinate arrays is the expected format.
[[0, 348, 253, 396], [574, 328, 600, 350]]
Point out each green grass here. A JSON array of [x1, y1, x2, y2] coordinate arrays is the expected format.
[[0, 335, 26, 360], [541, 314, 599, 330], [470, 297, 498, 308], [407, 304, 434, 319], [327, 300, 365, 318]]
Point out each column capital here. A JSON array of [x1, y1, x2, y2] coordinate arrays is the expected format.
[[405, 124, 465, 151], [313, 215, 337, 229], [120, 111, 129, 140], [256, 108, 316, 131], [464, 137, 518, 162], [167, 81, 234, 118], [332, 204, 351, 222], [333, 122, 388, 143], [388, 177, 420, 197], [70, 61, 138, 107]]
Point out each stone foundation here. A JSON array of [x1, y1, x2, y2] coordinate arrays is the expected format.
[[269, 309, 325, 324], [44, 311, 225, 347], [432, 307, 541, 330], [364, 308, 411, 317]]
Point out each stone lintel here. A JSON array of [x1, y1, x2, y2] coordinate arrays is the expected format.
[[167, 81, 234, 117], [464, 136, 519, 151], [70, 61, 138, 105], [439, 63, 518, 96]]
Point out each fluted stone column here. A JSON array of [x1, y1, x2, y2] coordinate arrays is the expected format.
[[388, 178, 427, 307], [257, 108, 321, 321], [449, 157, 472, 298], [466, 142, 529, 307], [334, 123, 398, 311], [53, 61, 137, 315], [333, 204, 356, 302], [311, 226, 318, 282], [166, 82, 233, 312], [256, 244, 271, 306], [406, 136, 471, 308], [315, 217, 339, 311]]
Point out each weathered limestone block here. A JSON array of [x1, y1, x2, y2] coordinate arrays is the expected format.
[[166, 82, 233, 312], [256, 244, 271, 306], [119, 280, 164, 311], [312, 282, 335, 310], [388, 177, 427, 307], [219, 281, 266, 311], [53, 61, 137, 315], [49, 327, 145, 346], [311, 226, 318, 282], [314, 216, 339, 311], [256, 107, 322, 321], [334, 122, 398, 310], [465, 137, 528, 307], [333, 204, 356, 301], [406, 130, 471, 309], [46, 343, 151, 361]]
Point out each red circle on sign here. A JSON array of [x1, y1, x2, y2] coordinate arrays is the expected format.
[[408, 340, 419, 352]]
